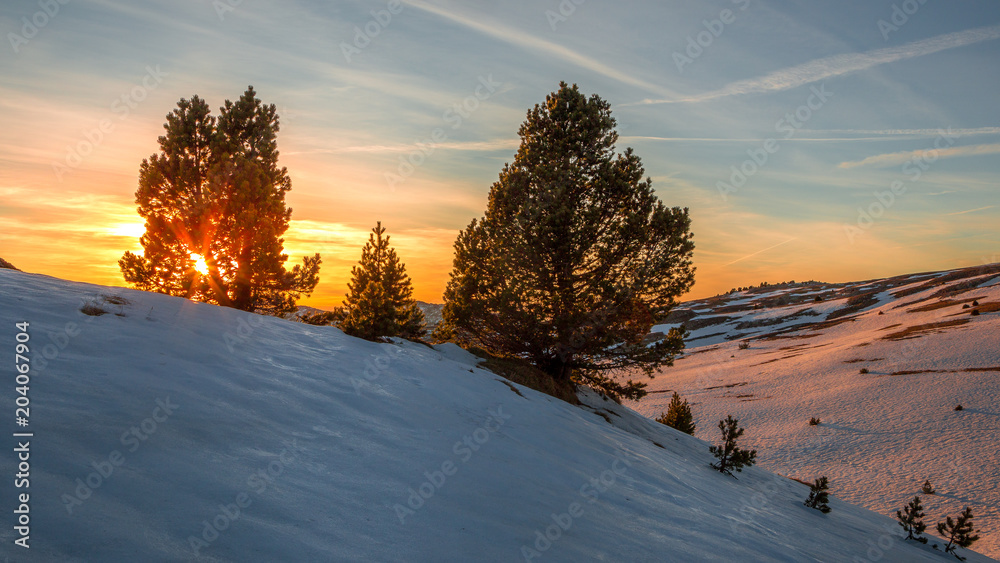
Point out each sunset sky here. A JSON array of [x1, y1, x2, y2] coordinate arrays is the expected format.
[[2, 0, 999, 309]]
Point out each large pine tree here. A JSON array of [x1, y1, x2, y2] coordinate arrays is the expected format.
[[340, 222, 425, 341], [440, 82, 694, 400], [119, 86, 320, 314]]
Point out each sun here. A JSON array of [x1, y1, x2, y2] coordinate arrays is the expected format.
[[190, 253, 209, 275]]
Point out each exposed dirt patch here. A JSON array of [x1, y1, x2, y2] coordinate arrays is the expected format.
[[907, 296, 985, 313], [881, 319, 970, 341], [705, 381, 748, 390]]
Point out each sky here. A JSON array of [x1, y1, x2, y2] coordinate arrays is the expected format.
[[1, 0, 999, 309]]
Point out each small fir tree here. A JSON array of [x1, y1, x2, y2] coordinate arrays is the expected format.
[[656, 392, 695, 435], [896, 496, 928, 543], [709, 415, 757, 477], [937, 507, 980, 561], [340, 222, 425, 341], [803, 477, 831, 513], [922, 479, 935, 494]]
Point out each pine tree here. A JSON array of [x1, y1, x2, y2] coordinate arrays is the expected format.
[[119, 86, 320, 314], [937, 507, 980, 561], [656, 392, 695, 435], [803, 477, 831, 513], [340, 222, 425, 341], [440, 82, 695, 401], [709, 415, 757, 476], [896, 496, 928, 543], [922, 479, 935, 494]]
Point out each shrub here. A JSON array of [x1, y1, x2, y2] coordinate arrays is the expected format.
[[970, 309, 980, 316], [860, 368, 869, 374], [709, 415, 757, 477], [80, 302, 108, 316], [814, 295, 822, 302], [804, 477, 831, 513], [738, 339, 751, 350], [972, 300, 979, 306], [809, 417, 821, 426], [937, 507, 980, 561], [922, 480, 935, 494], [896, 496, 928, 543], [656, 392, 696, 435], [962, 304, 970, 309], [955, 404, 964, 411]]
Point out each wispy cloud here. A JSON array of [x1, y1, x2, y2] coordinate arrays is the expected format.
[[723, 237, 797, 267], [287, 139, 519, 155], [838, 143, 1000, 169], [800, 127, 1000, 138], [946, 205, 996, 216], [638, 25, 1000, 104], [400, 0, 678, 99]]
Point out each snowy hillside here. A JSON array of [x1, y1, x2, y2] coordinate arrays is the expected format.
[[0, 269, 995, 562], [630, 264, 1000, 559]]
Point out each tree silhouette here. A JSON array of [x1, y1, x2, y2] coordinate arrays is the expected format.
[[119, 86, 320, 314], [340, 222, 425, 341], [440, 82, 694, 400]]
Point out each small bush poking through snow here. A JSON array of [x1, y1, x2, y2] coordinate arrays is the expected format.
[[80, 302, 108, 316], [970, 309, 980, 316], [859, 368, 869, 374], [804, 476, 831, 513], [972, 300, 980, 306], [962, 304, 971, 309], [955, 404, 964, 411], [738, 339, 750, 350], [922, 480, 935, 494], [896, 496, 929, 543], [937, 507, 980, 561], [656, 392, 696, 435], [709, 415, 757, 477], [809, 417, 821, 426]]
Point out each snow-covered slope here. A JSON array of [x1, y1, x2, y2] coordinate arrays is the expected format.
[[0, 269, 994, 562], [630, 264, 1000, 560]]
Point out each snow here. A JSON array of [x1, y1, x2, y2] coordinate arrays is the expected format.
[[629, 267, 1000, 560], [0, 269, 995, 561]]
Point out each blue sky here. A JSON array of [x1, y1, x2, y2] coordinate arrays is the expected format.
[[2, 0, 998, 306]]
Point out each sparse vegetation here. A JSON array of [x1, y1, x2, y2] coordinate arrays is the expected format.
[[859, 368, 869, 374], [972, 300, 980, 306], [80, 302, 108, 316], [656, 392, 696, 435], [970, 309, 980, 316], [738, 339, 751, 350], [709, 415, 757, 477], [922, 479, 935, 494], [896, 496, 928, 543], [803, 476, 831, 513], [809, 417, 821, 426], [936, 507, 980, 561], [955, 404, 964, 411]]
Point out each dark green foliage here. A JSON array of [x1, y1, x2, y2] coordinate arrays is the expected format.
[[297, 310, 339, 326], [922, 479, 935, 494], [656, 392, 695, 435], [340, 222, 425, 341], [804, 476, 831, 513], [709, 415, 757, 476], [119, 86, 320, 315], [937, 507, 980, 560], [440, 82, 695, 401], [896, 496, 928, 543]]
